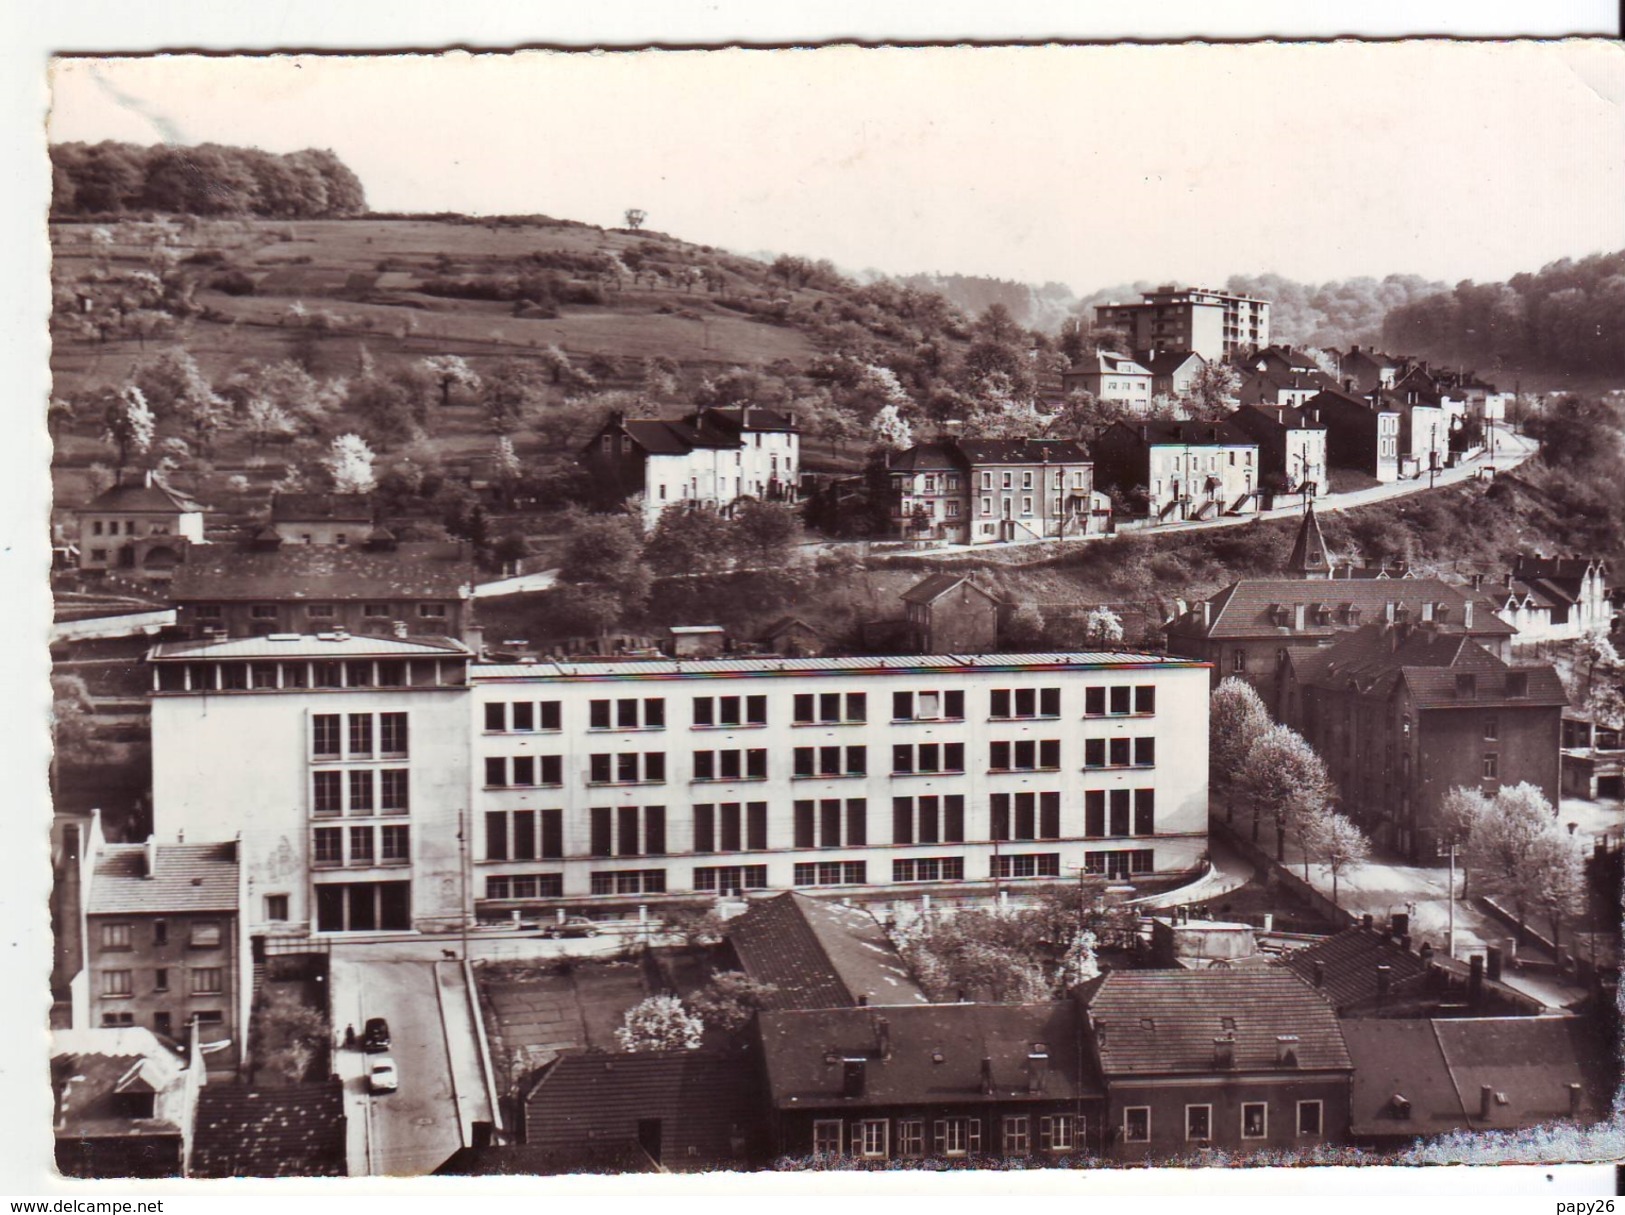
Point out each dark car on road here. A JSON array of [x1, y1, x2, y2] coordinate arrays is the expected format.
[[362, 1017, 391, 1053], [540, 916, 599, 940]]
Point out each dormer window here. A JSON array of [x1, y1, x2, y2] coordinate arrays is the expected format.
[[1506, 672, 1528, 698], [1455, 674, 1477, 699]]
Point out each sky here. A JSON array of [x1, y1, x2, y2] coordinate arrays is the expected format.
[[45, 43, 1625, 294]]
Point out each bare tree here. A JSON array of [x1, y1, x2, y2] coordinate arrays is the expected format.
[[623, 208, 647, 231]]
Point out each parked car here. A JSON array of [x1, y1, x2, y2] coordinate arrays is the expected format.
[[367, 1055, 399, 1094], [541, 916, 599, 940], [361, 1017, 391, 1053]]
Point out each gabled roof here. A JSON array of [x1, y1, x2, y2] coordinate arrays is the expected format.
[[1514, 555, 1607, 585], [700, 405, 799, 434], [900, 572, 1000, 607], [1231, 404, 1330, 435], [190, 1082, 346, 1178], [759, 615, 824, 641], [269, 492, 372, 523], [725, 891, 928, 1011], [1081, 351, 1152, 377], [82, 476, 204, 516], [523, 1049, 760, 1170], [1279, 925, 1432, 1010], [53, 1028, 186, 1138], [1305, 387, 1399, 416], [1132, 349, 1205, 377], [619, 418, 706, 456], [88, 841, 238, 916], [757, 1002, 1101, 1110], [951, 438, 1092, 466], [887, 443, 963, 473], [1170, 578, 1516, 642], [1288, 624, 1568, 709], [1080, 969, 1351, 1075], [1106, 419, 1255, 448], [169, 542, 473, 602], [1342, 1017, 1611, 1137]]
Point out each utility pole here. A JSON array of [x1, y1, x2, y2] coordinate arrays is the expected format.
[[1438, 838, 1457, 959], [458, 809, 470, 963]]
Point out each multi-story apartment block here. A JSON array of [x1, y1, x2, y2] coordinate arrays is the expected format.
[[1096, 287, 1271, 361], [1304, 388, 1401, 483], [1091, 420, 1261, 523], [1283, 623, 1567, 859], [580, 405, 799, 530], [1061, 352, 1154, 412], [76, 472, 207, 579], [1228, 405, 1329, 498], [884, 438, 1099, 544], [148, 644, 1211, 934]]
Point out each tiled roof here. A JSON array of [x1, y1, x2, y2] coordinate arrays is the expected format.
[[1342, 1017, 1610, 1137], [952, 438, 1092, 465], [190, 1082, 347, 1178], [700, 405, 799, 434], [473, 651, 1197, 681], [759, 615, 823, 640], [1514, 555, 1605, 582], [83, 478, 204, 515], [887, 444, 963, 472], [900, 572, 997, 606], [1285, 504, 1334, 577], [1306, 387, 1396, 415], [1231, 404, 1329, 435], [1433, 1016, 1613, 1128], [1279, 926, 1432, 1010], [725, 892, 927, 1011], [619, 419, 703, 455], [149, 633, 470, 661], [1170, 577, 1516, 642], [1341, 1019, 1467, 1138], [1132, 349, 1203, 376], [757, 1002, 1101, 1109], [1080, 969, 1351, 1075], [524, 1049, 760, 1170], [169, 542, 473, 602], [269, 492, 372, 522], [1109, 419, 1255, 447], [1289, 624, 1568, 709], [53, 1029, 186, 1138], [88, 841, 238, 916]]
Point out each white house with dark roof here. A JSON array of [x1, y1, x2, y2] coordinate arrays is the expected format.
[[580, 405, 799, 529], [267, 492, 374, 546], [1062, 351, 1154, 412], [76, 472, 207, 578]]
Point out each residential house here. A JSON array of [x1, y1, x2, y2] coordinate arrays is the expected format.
[[1283, 622, 1567, 859], [756, 1002, 1106, 1163], [149, 643, 1211, 926], [1091, 420, 1261, 523], [1499, 556, 1613, 642], [759, 616, 826, 658], [1434, 369, 1514, 423], [522, 1048, 764, 1171], [1560, 710, 1624, 802], [1304, 387, 1401, 484], [1096, 286, 1271, 361], [84, 838, 248, 1071], [53, 1026, 204, 1178], [1333, 345, 1401, 393], [267, 492, 373, 546], [901, 573, 1002, 654], [1236, 370, 1330, 411], [1077, 969, 1353, 1159], [169, 535, 477, 645], [956, 438, 1097, 544], [721, 891, 928, 1010], [189, 1082, 347, 1177], [579, 406, 799, 530], [76, 472, 207, 580], [1228, 405, 1329, 499], [1062, 351, 1154, 412], [1135, 349, 1207, 400], [884, 443, 967, 544], [1163, 570, 1518, 703], [1376, 387, 1447, 480], [1341, 1016, 1613, 1146], [1243, 345, 1331, 382]]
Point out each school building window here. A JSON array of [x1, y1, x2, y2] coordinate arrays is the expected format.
[[989, 792, 1061, 841], [692, 802, 769, 853], [792, 861, 867, 887], [692, 694, 767, 727], [588, 806, 667, 858], [891, 794, 966, 845], [891, 856, 966, 883], [692, 865, 769, 893], [588, 697, 666, 730], [588, 752, 667, 784], [588, 869, 667, 896], [892, 690, 964, 722], [990, 687, 1061, 719], [693, 748, 770, 781], [891, 742, 965, 775], [792, 745, 866, 778], [991, 853, 1060, 880], [793, 798, 868, 848], [989, 739, 1060, 771], [793, 692, 866, 724], [485, 809, 564, 862]]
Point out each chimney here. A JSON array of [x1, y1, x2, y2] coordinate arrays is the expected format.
[[1479, 1085, 1493, 1120], [1212, 1035, 1236, 1068], [1376, 964, 1391, 999], [1383, 602, 1397, 624], [144, 469, 155, 488], [1568, 1083, 1583, 1117], [1201, 600, 1213, 629], [608, 410, 626, 428], [1462, 600, 1474, 628], [842, 1058, 867, 1099], [875, 1016, 891, 1060], [1312, 960, 1325, 988], [1026, 1051, 1050, 1095], [143, 835, 158, 879], [1390, 912, 1410, 938], [1486, 945, 1503, 981], [1275, 1035, 1299, 1067], [1293, 603, 1307, 631], [1469, 954, 1485, 1005], [980, 1056, 995, 1095], [1362, 913, 1374, 931]]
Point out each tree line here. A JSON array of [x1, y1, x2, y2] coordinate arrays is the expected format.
[[1381, 250, 1625, 376], [50, 140, 367, 218]]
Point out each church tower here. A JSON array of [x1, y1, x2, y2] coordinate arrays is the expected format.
[[1285, 502, 1335, 579]]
